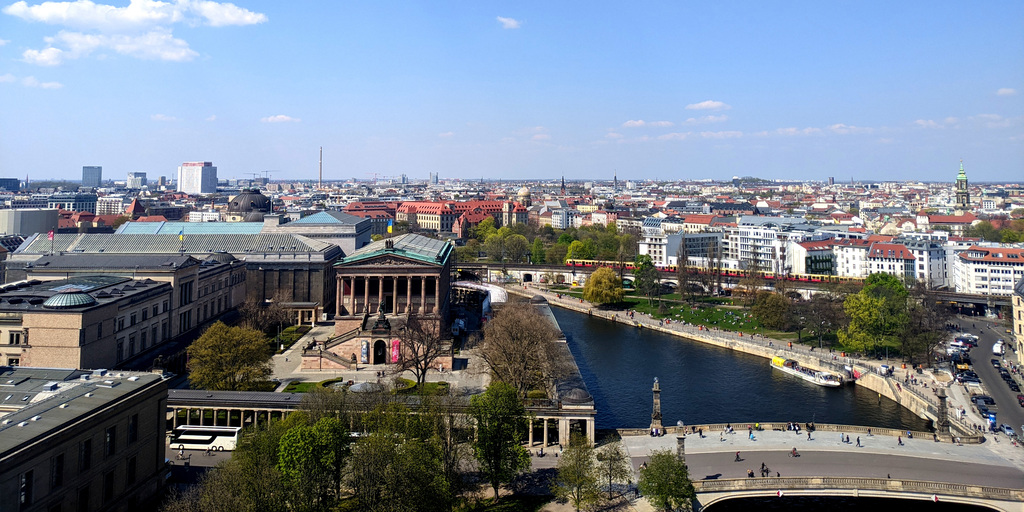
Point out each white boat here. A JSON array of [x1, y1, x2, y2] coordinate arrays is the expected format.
[[770, 356, 843, 387]]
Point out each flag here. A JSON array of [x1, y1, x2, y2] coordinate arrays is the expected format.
[[47, 230, 54, 241], [387, 219, 393, 234], [178, 229, 184, 241]]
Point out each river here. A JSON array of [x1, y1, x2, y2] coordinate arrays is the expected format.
[[552, 307, 931, 431]]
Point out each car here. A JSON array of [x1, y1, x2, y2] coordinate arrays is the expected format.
[[1001, 424, 1016, 436], [959, 370, 979, 378], [959, 376, 982, 384], [978, 404, 990, 415], [1010, 383, 1021, 393], [992, 359, 1002, 368], [973, 395, 996, 405]]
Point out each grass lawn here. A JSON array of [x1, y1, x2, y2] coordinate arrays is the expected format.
[[282, 377, 348, 393], [394, 378, 451, 396]]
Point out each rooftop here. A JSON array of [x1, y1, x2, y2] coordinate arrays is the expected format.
[[340, 233, 452, 266]]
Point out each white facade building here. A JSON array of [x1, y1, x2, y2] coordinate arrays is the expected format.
[[176, 161, 217, 195], [127, 171, 147, 189], [952, 246, 1024, 297]]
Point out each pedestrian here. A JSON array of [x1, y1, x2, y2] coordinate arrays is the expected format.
[[178, 447, 183, 460], [867, 428, 872, 436], [856, 436, 861, 447], [840, 432, 844, 443], [776, 472, 780, 478], [897, 436, 903, 446], [735, 451, 741, 462], [807, 431, 811, 441], [699, 428, 703, 438]]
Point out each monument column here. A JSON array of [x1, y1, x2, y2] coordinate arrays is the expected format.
[[936, 387, 950, 434], [650, 377, 663, 433]]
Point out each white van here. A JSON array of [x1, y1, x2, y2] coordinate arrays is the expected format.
[[949, 340, 965, 350], [993, 343, 1005, 356]]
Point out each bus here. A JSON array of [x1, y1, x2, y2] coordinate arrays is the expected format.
[[169, 425, 242, 452]]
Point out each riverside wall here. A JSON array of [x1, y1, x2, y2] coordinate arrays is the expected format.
[[505, 286, 950, 430]]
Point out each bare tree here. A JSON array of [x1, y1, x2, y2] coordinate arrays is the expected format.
[[397, 315, 452, 389], [237, 290, 292, 336], [479, 301, 566, 398]]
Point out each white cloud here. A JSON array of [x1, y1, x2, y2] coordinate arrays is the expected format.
[[0, 73, 16, 82], [648, 120, 673, 127], [773, 127, 820, 136], [205, 114, 216, 121], [682, 115, 728, 125], [150, 113, 176, 121], [997, 88, 1017, 96], [914, 119, 939, 129], [496, 16, 520, 29], [21, 75, 62, 88], [3, 0, 266, 31], [878, 138, 895, 144], [657, 132, 690, 141], [622, 119, 674, 128], [622, 120, 645, 128], [972, 113, 1010, 128], [531, 133, 550, 141], [261, 114, 300, 123], [22, 46, 64, 65], [7, 0, 265, 65], [605, 132, 623, 139], [700, 130, 742, 139], [438, 131, 454, 138], [828, 123, 872, 135], [685, 100, 730, 111], [0, 39, 9, 45]]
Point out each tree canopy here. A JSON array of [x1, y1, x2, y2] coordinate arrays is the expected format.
[[187, 322, 273, 391], [552, 434, 600, 512], [470, 381, 531, 500], [583, 267, 624, 305], [637, 449, 695, 512], [479, 302, 565, 398]]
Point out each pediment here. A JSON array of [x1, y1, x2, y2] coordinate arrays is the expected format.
[[338, 254, 437, 268]]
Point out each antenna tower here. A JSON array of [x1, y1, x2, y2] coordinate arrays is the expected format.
[[318, 146, 323, 190]]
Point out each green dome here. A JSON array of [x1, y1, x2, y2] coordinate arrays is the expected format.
[[43, 290, 97, 309]]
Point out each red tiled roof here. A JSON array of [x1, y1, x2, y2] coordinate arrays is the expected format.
[[867, 243, 915, 260], [957, 246, 1024, 264]]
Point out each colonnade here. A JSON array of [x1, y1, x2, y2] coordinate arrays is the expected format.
[[168, 406, 295, 429], [336, 275, 439, 317], [526, 415, 596, 448]]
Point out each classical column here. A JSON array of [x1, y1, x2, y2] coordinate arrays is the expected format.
[[335, 277, 343, 317], [432, 276, 439, 313], [406, 276, 412, 314], [587, 419, 595, 447], [420, 276, 427, 314], [378, 276, 384, 308], [349, 277, 356, 316], [558, 419, 569, 447], [363, 276, 370, 315], [528, 419, 534, 447], [543, 419, 549, 447], [393, 276, 398, 313]]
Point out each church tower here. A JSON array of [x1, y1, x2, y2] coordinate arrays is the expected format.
[[955, 160, 970, 210], [560, 175, 566, 196]]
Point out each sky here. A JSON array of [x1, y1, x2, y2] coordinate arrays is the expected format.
[[1, 1, 1021, 184]]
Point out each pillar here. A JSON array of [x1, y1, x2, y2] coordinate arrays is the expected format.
[[543, 418, 549, 447], [528, 419, 534, 447], [335, 277, 343, 317], [936, 387, 950, 434], [393, 276, 398, 313], [363, 276, 370, 315], [432, 276, 439, 313], [676, 432, 685, 463], [378, 276, 384, 309], [406, 276, 412, 314], [420, 276, 427, 314], [587, 419, 595, 446], [651, 377, 663, 432], [559, 418, 569, 447]]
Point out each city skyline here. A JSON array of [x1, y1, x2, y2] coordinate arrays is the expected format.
[[1, 1, 1021, 182]]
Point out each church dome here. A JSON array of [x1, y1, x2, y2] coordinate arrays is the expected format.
[[517, 186, 531, 198], [563, 387, 592, 404], [228, 189, 272, 214], [43, 289, 97, 309]]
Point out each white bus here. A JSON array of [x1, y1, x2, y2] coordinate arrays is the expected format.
[[169, 425, 242, 452]]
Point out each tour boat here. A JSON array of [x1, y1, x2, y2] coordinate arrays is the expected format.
[[770, 356, 843, 387]]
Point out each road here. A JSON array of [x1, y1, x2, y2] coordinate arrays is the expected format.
[[965, 320, 1023, 434]]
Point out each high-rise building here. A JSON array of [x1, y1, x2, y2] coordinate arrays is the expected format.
[[127, 171, 147, 189], [176, 161, 217, 194], [828, 176, 835, 186], [82, 166, 102, 188], [955, 161, 970, 210], [0, 178, 19, 191]]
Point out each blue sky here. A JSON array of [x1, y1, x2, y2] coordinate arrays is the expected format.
[[1, 1, 1021, 183]]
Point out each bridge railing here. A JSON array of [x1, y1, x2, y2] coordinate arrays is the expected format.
[[693, 476, 1024, 500]]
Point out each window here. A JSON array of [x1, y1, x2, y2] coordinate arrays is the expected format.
[[8, 357, 19, 366], [105, 426, 116, 456], [77, 486, 90, 512], [79, 439, 92, 472], [163, 300, 168, 313], [130, 313, 136, 326], [19, 470, 33, 509], [153, 305, 159, 317], [50, 453, 65, 489], [128, 414, 138, 444], [102, 470, 114, 502], [179, 281, 194, 307], [140, 331, 147, 351], [125, 456, 137, 486], [116, 340, 124, 362], [141, 309, 148, 321], [128, 337, 135, 357], [152, 326, 158, 344], [9, 332, 22, 345], [117, 317, 125, 331]]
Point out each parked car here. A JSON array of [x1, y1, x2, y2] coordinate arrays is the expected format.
[[992, 359, 1002, 368], [1001, 424, 1016, 436], [973, 395, 996, 406], [1010, 382, 1021, 392], [959, 375, 982, 384]]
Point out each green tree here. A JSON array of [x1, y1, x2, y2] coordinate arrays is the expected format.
[[566, 240, 596, 260], [484, 233, 505, 262], [632, 255, 661, 306], [838, 273, 908, 355], [187, 322, 272, 391], [595, 441, 631, 500], [504, 234, 530, 263], [474, 216, 497, 241], [552, 434, 600, 512], [751, 292, 790, 331], [455, 238, 481, 262], [531, 238, 547, 264], [582, 267, 624, 305], [637, 449, 695, 512], [277, 417, 350, 511], [547, 243, 569, 265], [469, 381, 531, 501]]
